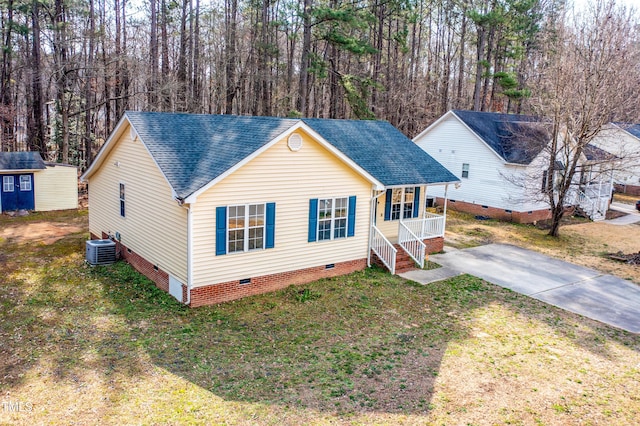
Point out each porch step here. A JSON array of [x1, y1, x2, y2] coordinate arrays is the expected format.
[[395, 251, 420, 272]]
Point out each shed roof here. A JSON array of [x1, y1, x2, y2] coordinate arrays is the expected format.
[[0, 152, 46, 171], [120, 112, 458, 200], [452, 110, 549, 164]]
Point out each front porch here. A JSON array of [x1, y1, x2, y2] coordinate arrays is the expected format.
[[368, 184, 450, 274]]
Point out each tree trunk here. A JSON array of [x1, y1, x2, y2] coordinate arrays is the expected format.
[[28, 0, 46, 155], [224, 0, 237, 114], [297, 0, 312, 116]]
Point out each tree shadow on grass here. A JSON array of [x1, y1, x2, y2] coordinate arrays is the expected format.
[[2, 231, 640, 421], [96, 262, 640, 417]]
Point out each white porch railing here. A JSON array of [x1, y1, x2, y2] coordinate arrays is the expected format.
[[398, 221, 426, 268], [402, 213, 445, 238], [371, 225, 397, 274], [567, 188, 608, 221]]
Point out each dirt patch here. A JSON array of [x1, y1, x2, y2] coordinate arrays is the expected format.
[[0, 222, 84, 245]]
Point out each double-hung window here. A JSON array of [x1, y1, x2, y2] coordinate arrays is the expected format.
[[216, 203, 276, 255], [390, 189, 402, 220], [461, 163, 469, 179], [228, 204, 265, 253], [403, 187, 415, 219], [384, 187, 421, 221], [19, 175, 32, 191], [119, 183, 125, 217], [318, 197, 348, 241], [308, 196, 356, 242], [2, 176, 14, 192]]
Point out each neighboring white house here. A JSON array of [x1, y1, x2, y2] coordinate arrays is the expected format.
[[413, 110, 613, 223], [590, 123, 640, 196]]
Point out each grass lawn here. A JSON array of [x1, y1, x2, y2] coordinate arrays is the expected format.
[[1, 210, 639, 425]]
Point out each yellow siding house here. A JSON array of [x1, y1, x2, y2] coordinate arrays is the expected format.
[[81, 112, 458, 307]]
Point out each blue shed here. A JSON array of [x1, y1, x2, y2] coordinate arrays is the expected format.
[[0, 152, 78, 213]]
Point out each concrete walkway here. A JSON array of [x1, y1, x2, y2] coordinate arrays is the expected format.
[[402, 243, 640, 333], [607, 201, 640, 225]]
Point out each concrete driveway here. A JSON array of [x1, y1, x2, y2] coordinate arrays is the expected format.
[[426, 244, 640, 333], [608, 201, 640, 225]]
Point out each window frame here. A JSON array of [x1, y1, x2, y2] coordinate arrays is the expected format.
[[402, 187, 415, 219], [227, 203, 266, 253], [119, 183, 126, 217], [2, 176, 14, 192], [461, 163, 470, 179], [19, 175, 32, 191], [389, 187, 418, 221], [390, 188, 402, 220], [317, 197, 349, 241]]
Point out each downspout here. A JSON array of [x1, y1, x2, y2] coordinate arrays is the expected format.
[[186, 204, 192, 305], [368, 188, 386, 267], [176, 196, 192, 306]]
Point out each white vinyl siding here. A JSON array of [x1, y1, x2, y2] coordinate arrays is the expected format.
[[87, 123, 188, 283], [190, 130, 372, 288], [414, 113, 549, 213], [33, 164, 78, 211]]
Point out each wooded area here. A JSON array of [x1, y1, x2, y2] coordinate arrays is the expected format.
[[0, 0, 638, 169]]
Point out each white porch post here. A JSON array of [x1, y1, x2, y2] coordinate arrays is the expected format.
[[368, 189, 385, 267], [442, 184, 449, 238], [421, 185, 427, 237]]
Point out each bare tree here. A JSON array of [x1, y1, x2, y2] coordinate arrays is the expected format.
[[531, 0, 640, 236]]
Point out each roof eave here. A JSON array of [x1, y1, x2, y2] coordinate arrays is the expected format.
[[80, 113, 131, 182]]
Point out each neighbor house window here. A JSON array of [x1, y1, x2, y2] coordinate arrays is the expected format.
[[541, 170, 552, 193], [19, 175, 31, 191], [318, 197, 348, 241], [461, 163, 470, 178], [228, 204, 265, 253], [2, 176, 14, 192], [119, 183, 125, 217], [216, 203, 275, 256], [308, 197, 356, 242]]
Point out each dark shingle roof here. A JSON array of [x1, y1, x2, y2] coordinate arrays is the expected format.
[[301, 118, 459, 187], [126, 112, 295, 199], [125, 112, 458, 199], [614, 122, 640, 140], [583, 144, 616, 162], [453, 110, 549, 164], [0, 152, 46, 171]]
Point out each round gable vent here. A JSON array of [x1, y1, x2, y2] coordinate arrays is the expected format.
[[288, 133, 303, 151]]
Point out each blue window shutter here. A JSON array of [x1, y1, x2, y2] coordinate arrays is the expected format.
[[384, 189, 392, 221], [347, 196, 356, 237], [266, 202, 276, 249], [216, 206, 227, 256], [308, 199, 318, 242], [413, 186, 421, 218]]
